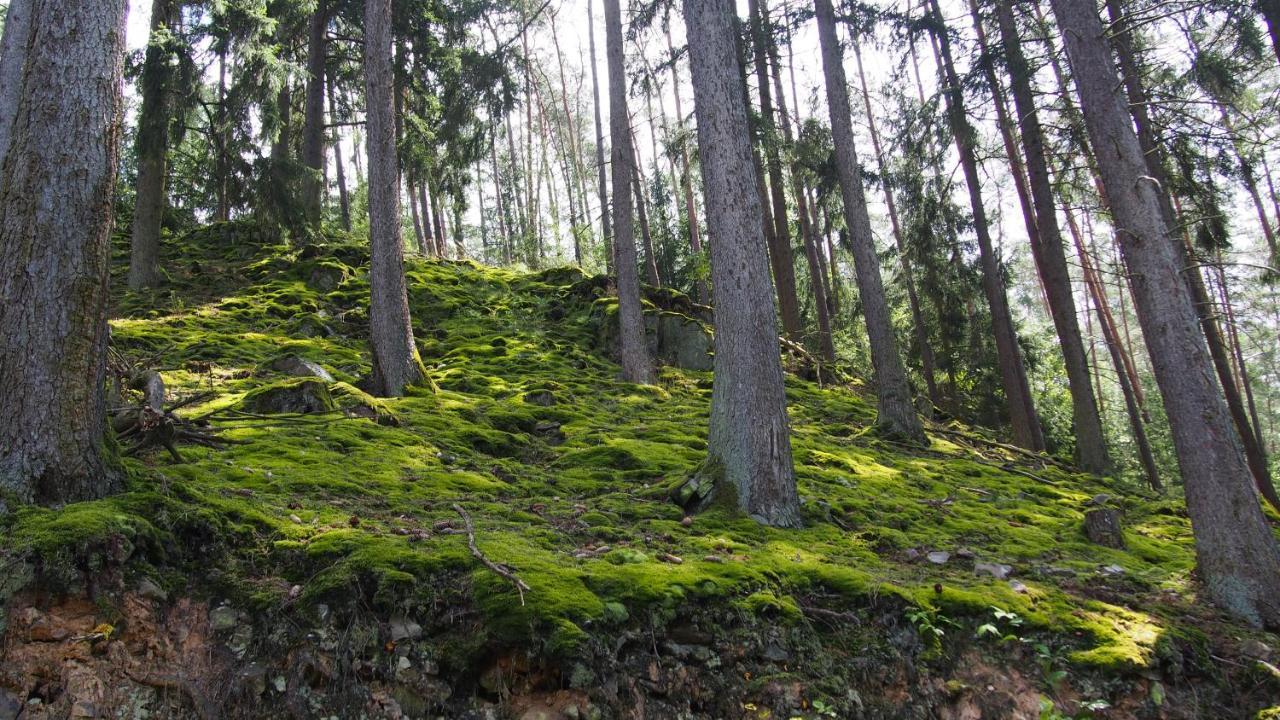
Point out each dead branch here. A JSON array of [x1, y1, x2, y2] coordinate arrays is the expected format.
[[452, 503, 529, 606]]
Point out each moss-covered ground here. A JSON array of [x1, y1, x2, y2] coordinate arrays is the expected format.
[[4, 221, 1276, 684]]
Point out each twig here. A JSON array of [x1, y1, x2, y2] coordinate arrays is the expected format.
[[452, 503, 529, 606], [929, 427, 1074, 471]]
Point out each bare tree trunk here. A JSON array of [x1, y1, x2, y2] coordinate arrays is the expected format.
[[851, 38, 940, 410], [490, 132, 512, 264], [815, 0, 924, 443], [300, 1, 329, 229], [926, 0, 1044, 451], [684, 0, 800, 528], [1258, 0, 1280, 66], [408, 177, 427, 255], [364, 0, 424, 398], [588, 0, 613, 273], [992, 0, 1109, 473], [550, 8, 586, 264], [0, 0, 128, 504], [604, 0, 654, 383], [326, 68, 351, 231], [631, 139, 661, 287], [215, 46, 231, 222], [128, 0, 176, 290], [664, 13, 706, 303], [1050, 0, 1280, 629], [429, 179, 448, 259]]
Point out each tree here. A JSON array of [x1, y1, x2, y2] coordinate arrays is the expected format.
[[300, 0, 330, 230], [0, 0, 32, 168], [1049, 0, 1280, 629], [128, 0, 178, 290], [684, 0, 800, 528], [814, 0, 925, 443], [365, 0, 426, 397], [0, 0, 128, 504], [588, 0, 613, 272], [604, 0, 654, 384]]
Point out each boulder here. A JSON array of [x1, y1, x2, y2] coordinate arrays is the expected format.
[[656, 314, 714, 371], [1083, 508, 1126, 549], [242, 378, 335, 415], [267, 354, 335, 382]]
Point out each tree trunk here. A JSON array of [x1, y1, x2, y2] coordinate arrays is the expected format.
[[815, 0, 925, 443], [0, 0, 128, 505], [926, 0, 1044, 452], [0, 0, 32, 169], [364, 0, 424, 398], [630, 139, 661, 287], [604, 0, 654, 383], [588, 0, 613, 273], [992, 0, 1109, 474], [684, 0, 800, 529], [128, 0, 176, 290], [664, 13, 707, 303], [300, 1, 329, 229], [1258, 0, 1280, 66], [1050, 0, 1280, 629], [326, 68, 351, 231], [851, 38, 940, 411], [215, 46, 231, 222], [408, 177, 427, 255]]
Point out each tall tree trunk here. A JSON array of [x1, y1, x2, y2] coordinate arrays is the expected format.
[[631, 139, 661, 287], [429, 179, 448, 259], [851, 38, 940, 410], [300, 1, 329, 229], [992, 0, 1109, 473], [0, 0, 128, 504], [409, 177, 427, 254], [364, 0, 424, 398], [684, 0, 800, 529], [926, 0, 1044, 451], [1050, 0, 1280, 630], [326, 68, 351, 231], [490, 132, 512, 264], [1258, 0, 1280, 66], [128, 0, 176, 290], [748, 0, 802, 342], [588, 0, 613, 273], [664, 13, 707, 303], [604, 0, 654, 383], [550, 8, 586, 264], [0, 0, 31, 168], [815, 0, 925, 443], [215, 46, 231, 222]]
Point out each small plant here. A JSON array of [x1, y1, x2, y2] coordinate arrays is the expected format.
[[976, 605, 1024, 642], [906, 606, 956, 658]]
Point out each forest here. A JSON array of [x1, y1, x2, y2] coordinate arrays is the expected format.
[[1, 0, 1279, 717]]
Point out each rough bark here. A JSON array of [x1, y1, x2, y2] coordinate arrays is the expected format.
[[0, 0, 32, 169], [1050, 0, 1280, 629], [926, 0, 1044, 451], [588, 0, 613, 273], [0, 0, 128, 505], [364, 0, 425, 398], [604, 0, 653, 383], [992, 0, 1109, 474], [300, 1, 329, 228], [684, 0, 800, 529], [814, 0, 924, 443], [128, 0, 176, 290]]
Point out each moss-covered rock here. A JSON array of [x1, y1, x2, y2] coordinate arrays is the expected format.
[[242, 378, 335, 414]]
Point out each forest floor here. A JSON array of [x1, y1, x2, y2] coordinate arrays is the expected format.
[[1, 221, 1278, 719]]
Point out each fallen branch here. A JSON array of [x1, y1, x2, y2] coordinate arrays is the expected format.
[[452, 503, 529, 606], [929, 427, 1074, 472]]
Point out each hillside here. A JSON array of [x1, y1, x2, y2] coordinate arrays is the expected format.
[[1, 222, 1277, 719]]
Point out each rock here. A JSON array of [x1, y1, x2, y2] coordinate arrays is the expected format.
[[974, 562, 1013, 580], [1101, 564, 1125, 576], [70, 700, 97, 718], [926, 551, 950, 565], [389, 617, 422, 642], [760, 642, 791, 663], [524, 390, 557, 406], [243, 378, 335, 414], [209, 605, 240, 632], [27, 618, 69, 642], [397, 656, 412, 671], [1083, 508, 1126, 548], [1241, 639, 1272, 660], [0, 688, 21, 720], [306, 261, 349, 292], [137, 577, 167, 602], [1008, 580, 1029, 593], [955, 548, 976, 560], [267, 355, 335, 382], [655, 314, 714, 371], [1087, 493, 1111, 506]]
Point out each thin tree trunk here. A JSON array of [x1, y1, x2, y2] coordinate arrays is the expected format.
[[490, 132, 512, 264], [0, 0, 128, 504], [408, 177, 427, 255], [300, 1, 329, 229], [1050, 0, 1280, 629], [926, 0, 1044, 451], [588, 0, 613, 273], [429, 179, 448, 259], [215, 46, 231, 222], [630, 138, 661, 287], [664, 13, 706, 303], [684, 0, 800, 529], [1258, 0, 1280, 66], [326, 68, 351, 231], [128, 0, 176, 290], [815, 0, 925, 443], [364, 0, 424, 398]]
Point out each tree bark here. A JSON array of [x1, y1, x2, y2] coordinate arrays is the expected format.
[[364, 0, 424, 397], [1050, 0, 1280, 629], [926, 0, 1044, 451], [684, 0, 800, 528], [300, 0, 329, 229], [588, 0, 613, 273], [0, 0, 128, 505], [0, 0, 32, 169], [128, 0, 176, 290], [815, 0, 925, 443], [992, 0, 1109, 474]]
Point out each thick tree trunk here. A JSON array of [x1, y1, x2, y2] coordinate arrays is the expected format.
[[604, 0, 654, 384], [815, 0, 925, 443], [326, 69, 351, 231], [1050, 0, 1280, 629], [588, 0, 613, 273], [684, 0, 800, 529], [0, 0, 32, 169], [300, 1, 329, 229], [0, 0, 128, 505], [128, 0, 176, 290], [992, 0, 1109, 474], [851, 39, 940, 411], [926, 0, 1044, 452], [364, 0, 424, 398]]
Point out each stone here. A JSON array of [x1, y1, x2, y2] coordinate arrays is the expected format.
[[974, 562, 1013, 580], [137, 577, 167, 602], [523, 390, 557, 406], [267, 355, 335, 382], [655, 314, 714, 371], [1008, 580, 1029, 593], [70, 700, 97, 718], [1087, 493, 1111, 506], [0, 688, 21, 720], [243, 378, 335, 415], [926, 551, 950, 565], [1083, 509, 1126, 548], [209, 605, 240, 632], [1101, 564, 1125, 576], [1241, 639, 1272, 660], [760, 642, 791, 663], [389, 617, 422, 642]]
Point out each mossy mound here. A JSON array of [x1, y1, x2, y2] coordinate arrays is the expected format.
[[5, 221, 1277, 716]]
